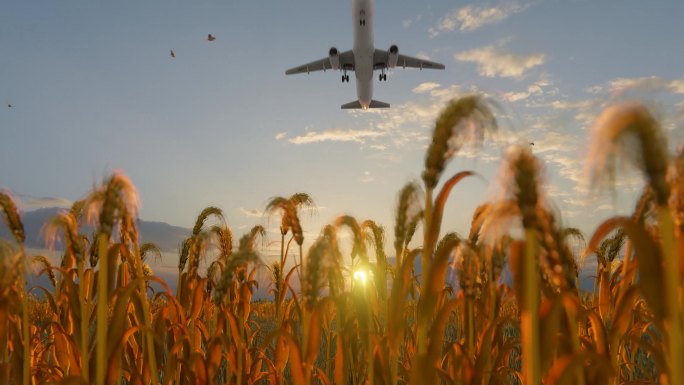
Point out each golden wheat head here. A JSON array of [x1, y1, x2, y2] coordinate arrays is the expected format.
[[288, 192, 316, 215], [140, 242, 162, 263], [85, 171, 139, 237], [266, 193, 314, 244], [334, 215, 367, 261], [68, 199, 86, 223], [287, 204, 304, 246], [302, 235, 328, 308], [498, 144, 543, 228], [31, 255, 57, 287], [468, 203, 491, 244], [0, 191, 25, 244], [423, 95, 497, 189], [178, 237, 191, 271], [587, 102, 670, 205], [192, 206, 224, 236], [361, 219, 386, 263], [214, 249, 260, 301], [238, 224, 266, 251], [43, 210, 84, 262], [667, 146, 684, 229], [210, 224, 233, 261], [393, 182, 423, 258]]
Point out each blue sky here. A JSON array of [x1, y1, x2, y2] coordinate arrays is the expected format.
[[2, 0, 684, 262]]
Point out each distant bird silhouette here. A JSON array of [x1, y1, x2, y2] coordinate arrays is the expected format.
[[7, 104, 12, 108], [530, 142, 534, 146], [170, 49, 176, 58], [207, 34, 216, 42]]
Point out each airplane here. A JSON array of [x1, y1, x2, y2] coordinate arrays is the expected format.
[[285, 0, 445, 110]]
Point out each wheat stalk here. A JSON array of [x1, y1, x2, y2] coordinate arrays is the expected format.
[[416, 95, 496, 366], [587, 102, 681, 385], [0, 192, 31, 385]]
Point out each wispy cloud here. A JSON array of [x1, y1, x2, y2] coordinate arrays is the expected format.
[[595, 203, 614, 212], [522, 94, 603, 128], [352, 84, 466, 149], [582, 76, 684, 137], [275, 132, 287, 140], [610, 76, 684, 95], [585, 85, 604, 94], [412, 82, 441, 94], [415, 52, 432, 61], [549, 100, 594, 110], [402, 14, 422, 29], [672, 79, 684, 94], [283, 82, 590, 193], [239, 207, 263, 218], [455, 43, 545, 79], [280, 78, 653, 232], [547, 99, 601, 127], [283, 128, 385, 145], [532, 131, 578, 154], [360, 171, 374, 183], [12, 194, 72, 211], [429, 1, 529, 37], [503, 83, 543, 102], [588, 76, 684, 96], [285, 83, 466, 154]]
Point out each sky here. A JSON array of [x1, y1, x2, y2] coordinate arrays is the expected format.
[[2, 0, 684, 264]]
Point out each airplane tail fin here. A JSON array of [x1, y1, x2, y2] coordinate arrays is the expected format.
[[341, 99, 390, 109], [369, 100, 390, 108]]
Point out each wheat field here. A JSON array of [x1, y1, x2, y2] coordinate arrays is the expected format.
[[1, 95, 682, 385]]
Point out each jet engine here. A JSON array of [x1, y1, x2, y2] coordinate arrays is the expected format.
[[329, 47, 340, 70], [388, 45, 399, 68]]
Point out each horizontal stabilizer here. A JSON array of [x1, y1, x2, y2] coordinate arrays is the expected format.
[[340, 99, 390, 109]]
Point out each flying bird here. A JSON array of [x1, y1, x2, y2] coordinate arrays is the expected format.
[[530, 142, 535, 146], [207, 34, 216, 41], [7, 104, 12, 108], [170, 49, 176, 58]]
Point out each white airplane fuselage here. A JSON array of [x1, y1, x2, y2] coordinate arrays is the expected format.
[[285, 0, 444, 109], [352, 0, 374, 109]]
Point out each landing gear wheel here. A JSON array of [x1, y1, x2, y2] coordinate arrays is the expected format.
[[383, 74, 387, 81], [345, 75, 349, 82]]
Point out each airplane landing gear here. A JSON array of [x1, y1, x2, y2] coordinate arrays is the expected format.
[[342, 73, 350, 82], [378, 72, 387, 81]]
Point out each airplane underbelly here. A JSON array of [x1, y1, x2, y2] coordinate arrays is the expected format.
[[352, 0, 374, 108], [354, 49, 373, 105]]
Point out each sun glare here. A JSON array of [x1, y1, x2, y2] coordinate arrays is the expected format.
[[353, 269, 368, 285]]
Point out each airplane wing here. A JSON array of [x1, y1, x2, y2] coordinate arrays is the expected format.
[[286, 50, 355, 75], [373, 49, 445, 70]]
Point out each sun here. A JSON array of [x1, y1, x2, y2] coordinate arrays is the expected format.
[[353, 269, 368, 285]]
